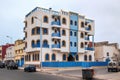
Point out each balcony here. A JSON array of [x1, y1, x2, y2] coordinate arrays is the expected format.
[[52, 44, 60, 49], [85, 37, 89, 40], [51, 21, 61, 27], [85, 47, 94, 51], [42, 44, 49, 48], [85, 27, 90, 31], [52, 33, 61, 37]]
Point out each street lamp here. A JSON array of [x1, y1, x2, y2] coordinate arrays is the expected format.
[[33, 16, 43, 70], [6, 36, 12, 44]]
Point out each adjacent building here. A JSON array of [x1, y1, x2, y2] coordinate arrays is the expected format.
[[5, 46, 15, 61], [0, 44, 14, 61], [95, 41, 120, 62], [24, 7, 95, 66], [14, 40, 25, 67], [0, 46, 2, 61]]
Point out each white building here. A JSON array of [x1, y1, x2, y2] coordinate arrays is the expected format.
[[24, 7, 95, 66], [5, 46, 15, 61], [95, 41, 120, 62]]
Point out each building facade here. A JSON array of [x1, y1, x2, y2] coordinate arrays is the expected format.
[[5, 46, 15, 61], [0, 46, 2, 61], [24, 7, 95, 66], [14, 40, 25, 67], [95, 41, 120, 62], [0, 44, 14, 61]]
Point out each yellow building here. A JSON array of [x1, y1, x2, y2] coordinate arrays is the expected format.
[[0, 46, 2, 61], [14, 40, 25, 67]]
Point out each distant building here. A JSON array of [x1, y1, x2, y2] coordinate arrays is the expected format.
[[95, 41, 120, 62], [0, 46, 2, 61], [24, 7, 95, 66], [0, 44, 14, 61], [5, 46, 15, 61], [14, 40, 25, 67]]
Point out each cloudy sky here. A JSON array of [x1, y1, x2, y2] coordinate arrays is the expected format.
[[0, 0, 120, 45]]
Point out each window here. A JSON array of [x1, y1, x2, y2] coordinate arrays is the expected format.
[[37, 27, 40, 34], [70, 31, 72, 36], [52, 53, 56, 61], [81, 32, 84, 38], [28, 54, 31, 61], [43, 28, 48, 34], [33, 54, 35, 61], [62, 18, 66, 24], [84, 55, 87, 61], [31, 40, 35, 48], [81, 42, 84, 48], [74, 42, 77, 47], [88, 25, 91, 30], [75, 21, 77, 26], [107, 52, 109, 56], [32, 28, 35, 35], [76, 54, 79, 61], [36, 40, 40, 47], [43, 40, 48, 45], [31, 17, 34, 24], [45, 53, 49, 61], [70, 42, 72, 46], [62, 30, 66, 36], [89, 55, 92, 61], [81, 22, 84, 27], [70, 20, 73, 25], [63, 54, 66, 61], [44, 16, 48, 23], [62, 40, 66, 47], [74, 32, 77, 36]]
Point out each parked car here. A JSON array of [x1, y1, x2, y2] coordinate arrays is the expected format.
[[7, 62, 18, 70], [24, 65, 36, 72], [107, 61, 120, 72], [0, 61, 5, 68]]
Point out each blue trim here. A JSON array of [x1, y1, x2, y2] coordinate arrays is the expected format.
[[52, 44, 60, 48], [26, 7, 38, 17], [85, 47, 94, 51], [42, 62, 108, 67], [52, 33, 61, 37], [51, 21, 61, 26]]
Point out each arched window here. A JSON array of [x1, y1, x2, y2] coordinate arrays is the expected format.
[[89, 55, 92, 61], [70, 31, 72, 36], [76, 54, 79, 61], [62, 18, 66, 24], [31, 17, 34, 24], [75, 21, 77, 26], [107, 52, 109, 56], [62, 40, 66, 47], [81, 32, 84, 38], [44, 16, 48, 23], [45, 53, 49, 61], [31, 40, 35, 48], [36, 40, 40, 47], [88, 25, 91, 30], [70, 20, 73, 25], [81, 22, 84, 27], [43, 40, 48, 45], [63, 54, 66, 61], [52, 53, 56, 61], [84, 55, 87, 61], [81, 42, 84, 48], [32, 28, 35, 35], [37, 27, 40, 34], [62, 30, 66, 35]]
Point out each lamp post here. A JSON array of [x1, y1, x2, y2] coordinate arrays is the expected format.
[[6, 36, 12, 44], [33, 16, 43, 70]]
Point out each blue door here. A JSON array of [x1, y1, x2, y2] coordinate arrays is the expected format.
[[21, 58, 24, 67]]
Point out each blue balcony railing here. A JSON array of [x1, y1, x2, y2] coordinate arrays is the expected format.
[[52, 44, 61, 48], [52, 33, 61, 37], [85, 37, 89, 40], [85, 47, 94, 51], [51, 21, 61, 26], [85, 27, 90, 30], [42, 44, 49, 48]]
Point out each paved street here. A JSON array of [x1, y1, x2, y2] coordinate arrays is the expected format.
[[0, 68, 80, 80]]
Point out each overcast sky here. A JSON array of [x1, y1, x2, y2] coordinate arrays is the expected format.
[[0, 0, 120, 45]]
